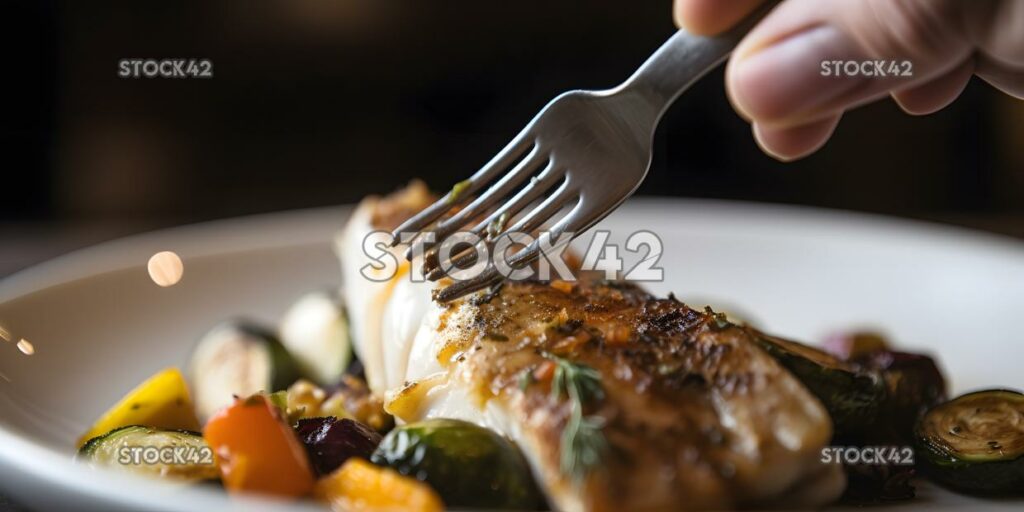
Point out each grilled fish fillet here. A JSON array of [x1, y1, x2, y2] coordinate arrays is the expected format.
[[336, 185, 845, 511]]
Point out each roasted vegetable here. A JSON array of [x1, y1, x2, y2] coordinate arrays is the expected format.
[[285, 379, 351, 421], [841, 464, 916, 504], [78, 367, 201, 447], [296, 417, 382, 476], [203, 395, 315, 497], [286, 378, 393, 432], [915, 389, 1024, 494], [371, 418, 544, 510], [314, 458, 443, 512], [78, 425, 218, 481], [189, 321, 301, 420], [822, 331, 890, 361], [280, 291, 352, 385], [335, 375, 393, 432], [861, 350, 946, 444], [751, 331, 887, 435], [821, 330, 947, 444], [827, 350, 945, 503]]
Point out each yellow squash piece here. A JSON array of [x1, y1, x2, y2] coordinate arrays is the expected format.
[[314, 458, 443, 512], [77, 367, 201, 447]]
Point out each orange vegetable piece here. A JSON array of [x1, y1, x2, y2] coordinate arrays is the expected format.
[[314, 458, 444, 512], [203, 395, 314, 497]]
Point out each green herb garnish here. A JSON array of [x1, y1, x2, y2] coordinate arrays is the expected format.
[[542, 352, 607, 482], [548, 354, 605, 404], [447, 179, 472, 204], [518, 368, 535, 391], [487, 211, 510, 240], [266, 390, 289, 412], [560, 411, 607, 484]]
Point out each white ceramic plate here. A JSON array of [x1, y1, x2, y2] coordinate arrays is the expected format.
[[1, 199, 1022, 511]]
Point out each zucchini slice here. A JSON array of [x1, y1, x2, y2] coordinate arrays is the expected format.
[[188, 321, 300, 420], [279, 291, 352, 386], [371, 418, 544, 510], [78, 425, 219, 481], [751, 331, 887, 436], [915, 389, 1024, 494]]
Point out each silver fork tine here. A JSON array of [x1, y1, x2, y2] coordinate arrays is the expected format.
[[466, 167, 565, 237], [506, 204, 583, 269], [433, 201, 583, 301], [425, 247, 480, 282], [426, 188, 576, 282], [406, 145, 548, 261], [432, 269, 505, 303], [502, 185, 576, 235], [419, 167, 564, 275], [389, 134, 534, 245]]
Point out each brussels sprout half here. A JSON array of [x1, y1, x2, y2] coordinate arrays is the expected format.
[[371, 418, 544, 510]]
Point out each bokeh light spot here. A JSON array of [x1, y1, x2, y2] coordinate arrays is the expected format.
[[16, 339, 34, 356], [148, 251, 184, 287]]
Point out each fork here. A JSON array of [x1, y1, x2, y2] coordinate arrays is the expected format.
[[392, 3, 777, 302]]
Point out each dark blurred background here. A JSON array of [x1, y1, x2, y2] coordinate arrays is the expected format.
[[4, 0, 1024, 278]]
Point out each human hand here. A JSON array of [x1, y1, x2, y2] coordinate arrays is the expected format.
[[674, 0, 1024, 160]]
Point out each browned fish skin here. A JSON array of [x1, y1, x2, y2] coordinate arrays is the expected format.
[[428, 278, 841, 511]]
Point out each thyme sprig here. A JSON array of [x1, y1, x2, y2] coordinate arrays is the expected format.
[[541, 352, 608, 482], [560, 404, 608, 483], [549, 354, 605, 404]]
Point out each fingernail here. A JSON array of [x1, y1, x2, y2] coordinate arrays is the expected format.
[[730, 25, 866, 124]]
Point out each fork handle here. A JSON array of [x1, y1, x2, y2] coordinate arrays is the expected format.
[[621, 1, 779, 114]]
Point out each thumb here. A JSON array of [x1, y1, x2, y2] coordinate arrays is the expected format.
[[725, 0, 972, 130]]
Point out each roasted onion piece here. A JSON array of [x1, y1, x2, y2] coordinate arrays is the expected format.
[[295, 417, 382, 477]]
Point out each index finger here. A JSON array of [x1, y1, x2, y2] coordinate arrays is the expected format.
[[674, 0, 770, 35]]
